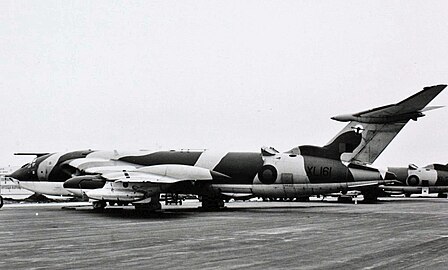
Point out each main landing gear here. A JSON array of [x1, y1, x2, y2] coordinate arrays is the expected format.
[[0, 195, 3, 209], [91, 195, 163, 212], [92, 200, 107, 211], [296, 196, 310, 202], [337, 196, 353, 203], [362, 191, 379, 203], [133, 195, 162, 212], [200, 196, 225, 211]]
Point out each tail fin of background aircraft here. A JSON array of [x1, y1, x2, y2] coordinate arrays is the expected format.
[[326, 85, 446, 165]]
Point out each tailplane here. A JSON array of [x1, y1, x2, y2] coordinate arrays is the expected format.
[[326, 85, 446, 165]]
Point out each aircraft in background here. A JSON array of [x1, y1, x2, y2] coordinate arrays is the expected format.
[[382, 163, 448, 197], [8, 85, 446, 211], [0, 166, 20, 208], [0, 167, 10, 208]]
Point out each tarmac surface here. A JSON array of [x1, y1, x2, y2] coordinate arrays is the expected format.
[[1, 197, 448, 270]]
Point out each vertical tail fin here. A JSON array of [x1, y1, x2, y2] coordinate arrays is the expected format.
[[326, 121, 406, 164], [327, 85, 446, 165]]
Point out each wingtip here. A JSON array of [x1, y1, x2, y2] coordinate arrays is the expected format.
[[424, 84, 447, 90], [421, 105, 445, 112]]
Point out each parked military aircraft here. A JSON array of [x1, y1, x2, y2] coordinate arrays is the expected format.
[[8, 85, 446, 210], [382, 163, 448, 197], [0, 167, 14, 209]]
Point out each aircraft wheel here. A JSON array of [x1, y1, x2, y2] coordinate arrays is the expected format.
[[92, 200, 107, 211], [362, 192, 378, 203], [134, 195, 162, 212], [134, 202, 162, 212], [337, 196, 353, 203], [0, 196, 3, 209], [404, 193, 411, 198], [296, 196, 310, 202], [438, 193, 447, 198], [201, 196, 225, 211]]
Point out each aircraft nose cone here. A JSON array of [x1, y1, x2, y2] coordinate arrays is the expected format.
[[8, 167, 38, 182], [8, 169, 23, 180]]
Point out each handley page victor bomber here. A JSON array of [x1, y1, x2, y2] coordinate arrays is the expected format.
[[383, 163, 448, 197], [8, 85, 446, 210]]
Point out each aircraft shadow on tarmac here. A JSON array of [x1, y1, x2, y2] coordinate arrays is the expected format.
[[59, 197, 447, 219], [60, 203, 344, 219], [61, 206, 194, 220]]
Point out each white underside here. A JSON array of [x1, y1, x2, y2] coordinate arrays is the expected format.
[[210, 182, 367, 197], [382, 185, 448, 194], [17, 180, 382, 201], [18, 181, 74, 196]]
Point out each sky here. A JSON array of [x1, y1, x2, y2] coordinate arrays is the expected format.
[[0, 0, 447, 169]]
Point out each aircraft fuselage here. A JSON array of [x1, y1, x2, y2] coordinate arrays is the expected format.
[[10, 149, 392, 201]]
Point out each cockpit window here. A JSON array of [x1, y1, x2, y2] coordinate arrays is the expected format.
[[30, 158, 37, 167], [21, 158, 38, 169]]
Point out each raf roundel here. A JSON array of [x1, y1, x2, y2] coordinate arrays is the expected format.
[[352, 124, 365, 134], [407, 175, 420, 186], [258, 165, 278, 184]]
